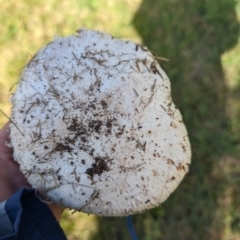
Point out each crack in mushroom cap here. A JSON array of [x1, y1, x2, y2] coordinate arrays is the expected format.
[[10, 29, 191, 216]]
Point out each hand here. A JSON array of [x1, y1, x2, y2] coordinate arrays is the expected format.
[[0, 122, 64, 221], [0, 122, 31, 200]]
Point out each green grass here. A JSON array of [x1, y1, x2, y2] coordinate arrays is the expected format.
[[0, 0, 240, 239]]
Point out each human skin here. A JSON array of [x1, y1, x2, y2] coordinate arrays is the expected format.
[[0, 122, 63, 221]]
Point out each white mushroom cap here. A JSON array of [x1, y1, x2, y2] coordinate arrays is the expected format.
[[10, 29, 191, 216]]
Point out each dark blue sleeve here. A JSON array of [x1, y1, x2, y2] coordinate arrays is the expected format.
[[0, 188, 67, 240]]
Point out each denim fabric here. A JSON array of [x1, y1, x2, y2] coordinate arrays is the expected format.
[[0, 189, 67, 240], [0, 201, 13, 236]]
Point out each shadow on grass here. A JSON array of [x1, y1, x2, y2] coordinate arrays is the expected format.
[[132, 0, 240, 240], [89, 1, 240, 240]]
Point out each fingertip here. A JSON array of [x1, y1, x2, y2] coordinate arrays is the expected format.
[[1, 121, 10, 131], [0, 122, 10, 140]]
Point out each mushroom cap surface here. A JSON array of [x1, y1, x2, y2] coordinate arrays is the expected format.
[[10, 29, 191, 216]]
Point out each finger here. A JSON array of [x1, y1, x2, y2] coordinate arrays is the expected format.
[[47, 204, 64, 222], [0, 122, 13, 159], [36, 190, 64, 221], [0, 122, 10, 143]]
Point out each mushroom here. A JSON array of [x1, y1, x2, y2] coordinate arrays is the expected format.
[[10, 29, 191, 216]]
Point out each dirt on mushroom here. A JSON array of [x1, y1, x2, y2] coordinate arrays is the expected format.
[[9, 29, 191, 216]]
